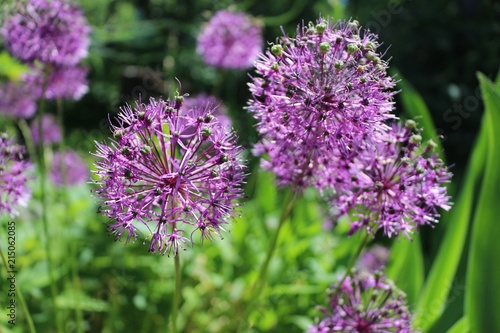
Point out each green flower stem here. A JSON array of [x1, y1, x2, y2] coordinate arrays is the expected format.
[[17, 119, 37, 162], [172, 254, 181, 332], [69, 238, 84, 333], [0, 238, 36, 333], [239, 187, 301, 328], [56, 98, 84, 333], [37, 77, 63, 333], [212, 69, 226, 99], [56, 98, 68, 185], [335, 232, 370, 292]]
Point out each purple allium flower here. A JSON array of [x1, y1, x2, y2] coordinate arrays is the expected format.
[[50, 150, 88, 186], [197, 10, 263, 69], [0, 81, 38, 118], [181, 94, 232, 129], [92, 95, 245, 256], [24, 66, 89, 101], [0, 133, 33, 217], [31, 114, 62, 144], [248, 17, 396, 190], [333, 121, 452, 238], [356, 245, 390, 273], [1, 0, 91, 66], [309, 271, 417, 333]]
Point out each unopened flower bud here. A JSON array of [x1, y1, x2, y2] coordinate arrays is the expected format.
[[271, 44, 283, 56]]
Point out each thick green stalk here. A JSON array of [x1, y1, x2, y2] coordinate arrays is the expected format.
[[37, 77, 63, 333], [56, 98, 68, 185], [252, 188, 298, 298], [17, 119, 37, 162], [334, 232, 370, 293], [238, 188, 300, 329], [57, 98, 84, 333], [172, 254, 181, 333]]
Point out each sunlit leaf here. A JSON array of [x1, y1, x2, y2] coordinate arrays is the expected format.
[[465, 73, 500, 332], [446, 317, 469, 333], [387, 234, 424, 307], [413, 112, 487, 331]]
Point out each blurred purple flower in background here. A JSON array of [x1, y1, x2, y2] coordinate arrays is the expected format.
[[1, 0, 91, 66], [31, 114, 62, 144], [332, 121, 452, 238], [0, 81, 38, 118], [181, 94, 232, 129], [248, 17, 396, 190], [197, 10, 263, 69], [0, 133, 33, 217], [0, 66, 88, 119], [50, 150, 88, 186], [93, 94, 245, 256], [309, 271, 416, 333], [356, 245, 390, 273], [25, 66, 89, 101]]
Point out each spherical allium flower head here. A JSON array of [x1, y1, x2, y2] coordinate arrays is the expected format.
[[0, 81, 38, 118], [356, 245, 390, 273], [0, 133, 33, 217], [333, 121, 452, 238], [2, 0, 91, 66], [50, 150, 89, 186], [248, 17, 396, 190], [197, 10, 263, 69], [93, 94, 245, 256], [31, 114, 62, 144], [309, 271, 417, 333], [181, 94, 231, 129], [24, 65, 89, 101]]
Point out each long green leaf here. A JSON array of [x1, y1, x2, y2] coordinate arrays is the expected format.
[[413, 110, 488, 331], [446, 317, 469, 333], [465, 73, 500, 332], [387, 234, 424, 307], [396, 73, 443, 152]]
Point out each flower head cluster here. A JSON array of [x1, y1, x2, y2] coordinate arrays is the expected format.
[[31, 114, 62, 144], [356, 245, 390, 273], [248, 17, 396, 190], [0, 133, 33, 217], [309, 271, 417, 333], [24, 66, 89, 101], [2, 0, 91, 66], [93, 94, 245, 256], [197, 10, 263, 69], [181, 94, 231, 129], [50, 150, 88, 186], [0, 81, 38, 118], [332, 121, 452, 238]]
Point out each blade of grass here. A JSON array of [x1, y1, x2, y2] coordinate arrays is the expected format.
[[446, 317, 469, 333], [465, 73, 500, 333], [413, 112, 487, 331], [396, 72, 442, 152], [387, 233, 424, 307]]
